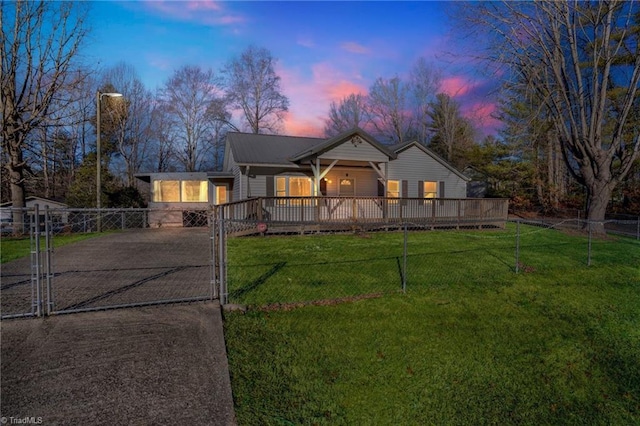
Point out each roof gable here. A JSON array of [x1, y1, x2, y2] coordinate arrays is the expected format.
[[391, 141, 470, 181], [289, 127, 396, 162]]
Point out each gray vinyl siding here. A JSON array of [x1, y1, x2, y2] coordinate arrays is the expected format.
[[247, 175, 267, 197], [319, 141, 389, 162], [226, 149, 243, 202], [233, 167, 242, 201], [387, 146, 466, 198]]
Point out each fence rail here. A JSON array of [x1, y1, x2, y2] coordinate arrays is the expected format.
[[216, 197, 509, 235]]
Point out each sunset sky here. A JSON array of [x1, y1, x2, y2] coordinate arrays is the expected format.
[[88, 1, 501, 137]]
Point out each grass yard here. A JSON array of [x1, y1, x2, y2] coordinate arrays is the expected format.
[[224, 225, 640, 425], [0, 233, 102, 263]]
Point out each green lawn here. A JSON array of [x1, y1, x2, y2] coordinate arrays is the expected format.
[[0, 233, 102, 263], [224, 225, 640, 425]]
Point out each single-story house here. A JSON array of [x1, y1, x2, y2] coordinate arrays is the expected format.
[[0, 196, 69, 220], [0, 196, 69, 234], [136, 128, 472, 227]]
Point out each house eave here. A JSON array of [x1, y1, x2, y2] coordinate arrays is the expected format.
[[288, 127, 397, 163], [235, 162, 303, 169]]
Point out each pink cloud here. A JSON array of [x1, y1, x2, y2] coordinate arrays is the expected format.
[[340, 42, 371, 55], [439, 76, 478, 98], [141, 0, 246, 26], [185, 1, 222, 11], [462, 102, 502, 135], [275, 62, 368, 136], [282, 111, 325, 137]]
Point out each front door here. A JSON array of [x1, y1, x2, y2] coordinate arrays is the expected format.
[[339, 178, 355, 196]]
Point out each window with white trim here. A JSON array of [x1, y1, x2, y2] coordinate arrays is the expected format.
[[275, 177, 312, 197], [153, 180, 208, 202], [182, 180, 208, 202], [387, 180, 400, 199], [215, 185, 227, 205], [423, 181, 438, 198]]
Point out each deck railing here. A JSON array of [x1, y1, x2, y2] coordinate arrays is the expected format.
[[215, 197, 509, 232]]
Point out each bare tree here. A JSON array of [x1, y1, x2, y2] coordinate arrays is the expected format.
[[101, 63, 155, 185], [158, 65, 227, 172], [462, 1, 640, 231], [1, 1, 88, 230], [409, 58, 441, 144], [223, 45, 289, 134], [367, 76, 416, 144], [324, 93, 370, 137], [148, 101, 177, 173], [32, 68, 95, 200], [429, 93, 475, 169]]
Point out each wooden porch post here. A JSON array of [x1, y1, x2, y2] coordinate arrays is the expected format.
[[314, 158, 321, 196]]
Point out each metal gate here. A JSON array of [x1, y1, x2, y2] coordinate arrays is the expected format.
[[1, 206, 218, 318]]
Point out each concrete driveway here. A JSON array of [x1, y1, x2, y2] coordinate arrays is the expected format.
[[2, 227, 213, 316], [1, 228, 235, 424], [1, 302, 236, 425]]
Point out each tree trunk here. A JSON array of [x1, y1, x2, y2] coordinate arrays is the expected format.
[[585, 180, 613, 236], [7, 136, 27, 236]]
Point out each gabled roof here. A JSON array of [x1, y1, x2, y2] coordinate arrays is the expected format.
[[288, 127, 396, 162], [227, 132, 324, 167], [389, 140, 470, 181], [0, 196, 68, 208]]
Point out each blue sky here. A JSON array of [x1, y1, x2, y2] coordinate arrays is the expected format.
[[87, 1, 499, 136]]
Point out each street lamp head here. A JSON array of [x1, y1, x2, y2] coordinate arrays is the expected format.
[[100, 92, 123, 98]]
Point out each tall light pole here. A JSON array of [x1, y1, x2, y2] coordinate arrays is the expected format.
[[96, 91, 122, 231]]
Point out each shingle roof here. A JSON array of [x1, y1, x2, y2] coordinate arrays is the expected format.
[[227, 132, 324, 166]]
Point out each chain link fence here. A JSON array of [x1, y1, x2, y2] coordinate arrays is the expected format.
[[2, 206, 638, 318], [218, 217, 639, 308], [1, 207, 215, 318]]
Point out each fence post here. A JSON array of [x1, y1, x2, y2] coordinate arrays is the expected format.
[[210, 208, 219, 300], [402, 223, 408, 293], [218, 208, 227, 306], [587, 221, 592, 267], [32, 204, 42, 316], [44, 206, 54, 315], [515, 220, 520, 273]]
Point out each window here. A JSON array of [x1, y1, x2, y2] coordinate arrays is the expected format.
[[153, 179, 208, 202], [387, 180, 400, 199], [276, 177, 287, 197], [289, 177, 312, 197], [423, 181, 437, 198], [153, 180, 180, 202], [216, 186, 227, 205], [182, 181, 208, 202], [275, 177, 312, 197]]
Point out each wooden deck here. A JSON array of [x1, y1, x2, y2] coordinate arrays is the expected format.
[[215, 197, 509, 236]]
